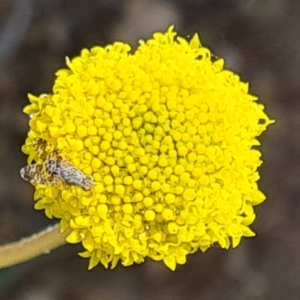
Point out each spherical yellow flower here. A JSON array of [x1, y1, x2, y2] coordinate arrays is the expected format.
[[21, 26, 273, 271]]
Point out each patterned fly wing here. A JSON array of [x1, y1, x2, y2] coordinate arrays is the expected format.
[[44, 148, 95, 191], [31, 138, 49, 160], [55, 157, 95, 191], [20, 163, 66, 186], [20, 139, 95, 191]]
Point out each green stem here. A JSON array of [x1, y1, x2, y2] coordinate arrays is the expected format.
[[0, 224, 69, 269]]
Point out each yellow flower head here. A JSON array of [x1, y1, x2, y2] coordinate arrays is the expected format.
[[21, 26, 273, 271]]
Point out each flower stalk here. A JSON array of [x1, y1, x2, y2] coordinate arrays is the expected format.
[[0, 224, 69, 269]]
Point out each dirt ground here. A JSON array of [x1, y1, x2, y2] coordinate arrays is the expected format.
[[0, 1, 299, 299]]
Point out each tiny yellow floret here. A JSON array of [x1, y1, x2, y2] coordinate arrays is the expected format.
[[145, 210, 156, 221]]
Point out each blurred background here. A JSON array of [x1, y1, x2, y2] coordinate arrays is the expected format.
[[0, 0, 298, 299]]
